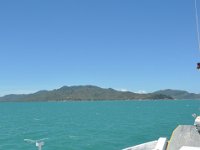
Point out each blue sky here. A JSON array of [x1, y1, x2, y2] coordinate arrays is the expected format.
[[0, 0, 200, 96]]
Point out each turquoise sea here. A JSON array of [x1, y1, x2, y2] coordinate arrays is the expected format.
[[0, 100, 200, 150]]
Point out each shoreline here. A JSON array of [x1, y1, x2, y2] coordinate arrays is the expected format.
[[1, 99, 200, 102]]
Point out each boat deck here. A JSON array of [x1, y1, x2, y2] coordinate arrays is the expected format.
[[167, 125, 200, 150], [122, 141, 157, 150]]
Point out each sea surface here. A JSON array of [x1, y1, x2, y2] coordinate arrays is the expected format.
[[0, 100, 200, 150]]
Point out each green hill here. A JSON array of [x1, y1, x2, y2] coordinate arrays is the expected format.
[[0, 85, 173, 101], [153, 89, 200, 99]]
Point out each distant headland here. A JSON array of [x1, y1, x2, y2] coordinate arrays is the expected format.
[[0, 85, 200, 102]]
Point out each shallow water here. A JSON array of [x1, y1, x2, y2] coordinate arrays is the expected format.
[[0, 100, 199, 150]]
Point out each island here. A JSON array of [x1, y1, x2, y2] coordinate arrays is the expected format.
[[0, 85, 199, 102]]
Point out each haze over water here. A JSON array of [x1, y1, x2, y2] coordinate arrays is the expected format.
[[0, 100, 199, 150]]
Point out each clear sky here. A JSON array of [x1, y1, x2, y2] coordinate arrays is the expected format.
[[0, 0, 200, 96]]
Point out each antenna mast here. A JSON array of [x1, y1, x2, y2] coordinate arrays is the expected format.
[[195, 0, 200, 51]]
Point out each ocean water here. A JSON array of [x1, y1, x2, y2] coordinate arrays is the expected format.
[[0, 100, 200, 150]]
